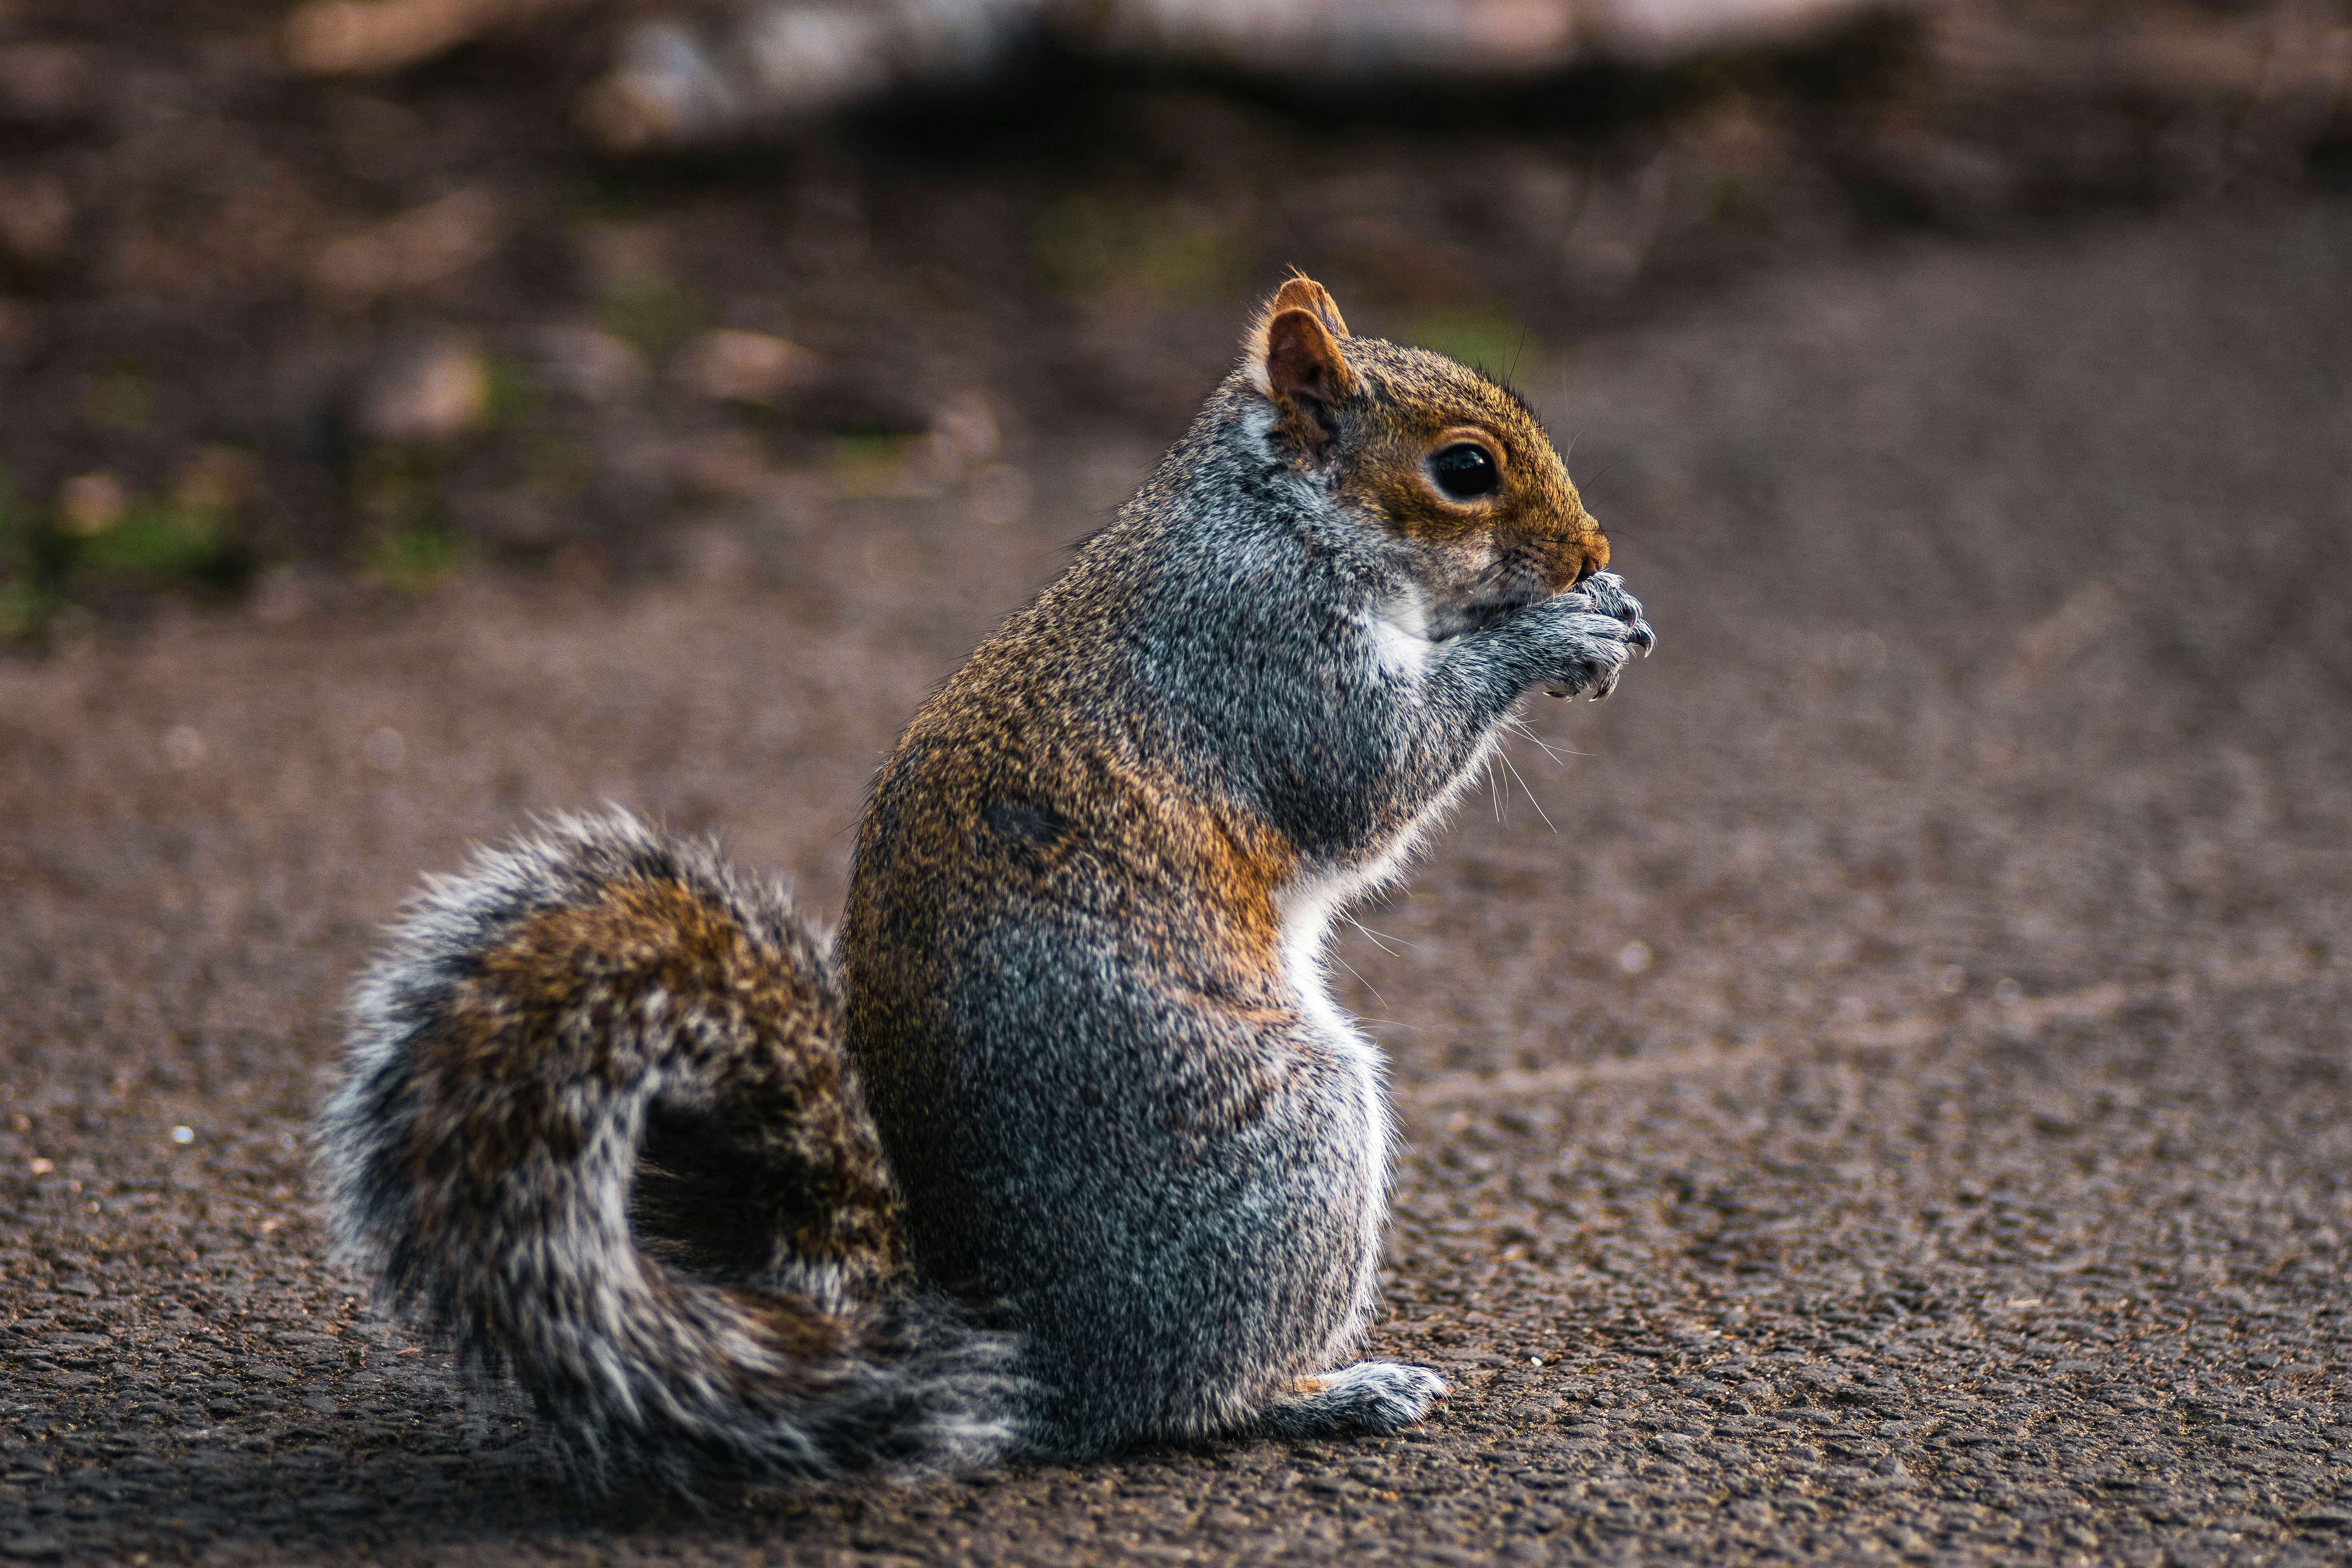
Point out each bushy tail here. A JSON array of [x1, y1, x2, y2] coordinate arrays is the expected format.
[[317, 810, 1022, 1488]]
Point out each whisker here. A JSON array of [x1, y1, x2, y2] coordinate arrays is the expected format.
[[1330, 948, 1387, 1011], [1343, 912, 1414, 956], [1507, 719, 1570, 768], [1504, 713, 1589, 760], [1496, 744, 1557, 835], [1579, 454, 1632, 490]]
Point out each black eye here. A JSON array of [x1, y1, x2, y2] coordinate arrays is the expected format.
[[1429, 443, 1499, 500]]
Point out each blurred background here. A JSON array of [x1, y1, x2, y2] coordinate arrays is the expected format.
[[1, 0, 2347, 643]]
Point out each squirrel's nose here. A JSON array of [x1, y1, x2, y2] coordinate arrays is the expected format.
[[1566, 523, 1610, 587]]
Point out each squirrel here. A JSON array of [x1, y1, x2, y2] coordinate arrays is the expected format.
[[317, 275, 1655, 1490]]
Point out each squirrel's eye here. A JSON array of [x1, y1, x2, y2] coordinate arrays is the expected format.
[[1429, 443, 1500, 501]]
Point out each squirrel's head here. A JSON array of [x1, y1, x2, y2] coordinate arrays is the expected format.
[[1242, 275, 1608, 633]]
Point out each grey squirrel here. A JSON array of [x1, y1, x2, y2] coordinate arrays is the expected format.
[[318, 276, 1655, 1488]]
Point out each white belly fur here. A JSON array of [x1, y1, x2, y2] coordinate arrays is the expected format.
[[1271, 731, 1498, 1354]]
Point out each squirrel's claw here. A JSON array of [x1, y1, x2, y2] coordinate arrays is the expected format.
[[1558, 572, 1654, 658], [1532, 601, 1645, 700]]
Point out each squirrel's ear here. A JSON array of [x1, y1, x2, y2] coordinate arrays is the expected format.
[[1251, 303, 1356, 461], [1268, 274, 1349, 338], [1241, 274, 1350, 388]]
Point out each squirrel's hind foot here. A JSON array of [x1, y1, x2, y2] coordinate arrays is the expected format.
[[1252, 1361, 1448, 1439]]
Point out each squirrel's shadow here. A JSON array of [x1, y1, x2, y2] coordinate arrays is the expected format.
[[42, 1377, 828, 1556], [71, 1365, 1236, 1558]]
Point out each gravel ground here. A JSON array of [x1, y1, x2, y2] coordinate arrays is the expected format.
[[3, 197, 2350, 1566]]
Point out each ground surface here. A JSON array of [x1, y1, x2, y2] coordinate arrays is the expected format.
[[4, 195, 2351, 1566]]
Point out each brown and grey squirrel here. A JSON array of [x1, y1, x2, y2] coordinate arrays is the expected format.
[[317, 276, 1655, 1489]]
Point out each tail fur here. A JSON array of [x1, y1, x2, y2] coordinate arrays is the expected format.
[[318, 811, 1021, 1488]]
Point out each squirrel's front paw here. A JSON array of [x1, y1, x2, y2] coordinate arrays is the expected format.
[[1562, 571, 1655, 650], [1525, 572, 1655, 701]]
